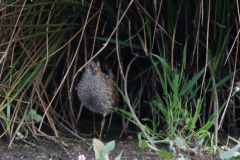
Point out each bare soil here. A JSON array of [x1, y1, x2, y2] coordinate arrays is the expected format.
[[0, 135, 160, 160], [0, 118, 237, 160]]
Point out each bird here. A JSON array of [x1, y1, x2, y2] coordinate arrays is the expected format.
[[76, 60, 119, 139]]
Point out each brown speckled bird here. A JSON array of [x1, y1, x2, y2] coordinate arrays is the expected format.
[[76, 60, 119, 139]]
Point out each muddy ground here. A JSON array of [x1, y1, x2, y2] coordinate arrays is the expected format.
[[0, 132, 236, 160], [0, 119, 162, 160], [0, 117, 238, 160], [0, 134, 160, 160]]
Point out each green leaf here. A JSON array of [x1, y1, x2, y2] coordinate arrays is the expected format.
[[178, 66, 206, 97], [25, 115, 31, 122], [138, 133, 142, 142], [93, 138, 105, 160], [28, 109, 37, 115], [220, 142, 240, 159], [208, 69, 240, 92], [139, 140, 148, 148], [0, 29, 69, 47], [114, 151, 123, 160], [17, 132, 24, 139], [101, 140, 115, 155], [34, 115, 43, 122], [2, 89, 11, 132], [114, 108, 135, 119], [25, 109, 42, 122], [187, 99, 202, 131], [174, 137, 186, 147], [153, 100, 169, 121], [188, 85, 201, 102], [149, 55, 167, 94], [156, 150, 174, 160], [99, 140, 115, 160], [150, 53, 175, 78], [116, 86, 126, 101]]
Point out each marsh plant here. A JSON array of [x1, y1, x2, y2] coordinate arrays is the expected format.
[[92, 138, 123, 160], [139, 137, 240, 160]]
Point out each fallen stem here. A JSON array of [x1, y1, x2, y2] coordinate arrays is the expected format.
[[124, 56, 155, 147]]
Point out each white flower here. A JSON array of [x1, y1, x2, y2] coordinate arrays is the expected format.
[[78, 154, 86, 160]]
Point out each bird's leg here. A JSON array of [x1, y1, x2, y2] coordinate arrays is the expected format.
[[99, 115, 106, 140], [92, 112, 98, 137], [80, 112, 98, 137]]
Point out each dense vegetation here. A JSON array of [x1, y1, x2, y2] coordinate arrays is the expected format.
[[0, 0, 240, 158]]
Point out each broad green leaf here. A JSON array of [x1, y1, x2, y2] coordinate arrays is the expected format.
[[93, 138, 105, 160], [220, 142, 240, 159], [139, 140, 148, 148], [29, 109, 37, 115], [99, 140, 115, 160], [101, 140, 115, 155], [25, 115, 31, 122], [35, 115, 43, 122], [156, 150, 174, 160], [174, 137, 186, 147]]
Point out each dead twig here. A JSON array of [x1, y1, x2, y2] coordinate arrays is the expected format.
[[124, 55, 155, 147], [53, 117, 88, 144]]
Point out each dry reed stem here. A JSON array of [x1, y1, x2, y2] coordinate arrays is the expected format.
[[124, 56, 155, 148]]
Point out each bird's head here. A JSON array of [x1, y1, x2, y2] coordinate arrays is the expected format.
[[87, 60, 101, 75]]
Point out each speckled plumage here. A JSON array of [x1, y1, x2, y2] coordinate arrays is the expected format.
[[76, 61, 119, 117]]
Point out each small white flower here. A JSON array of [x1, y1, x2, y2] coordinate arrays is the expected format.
[[78, 154, 86, 160]]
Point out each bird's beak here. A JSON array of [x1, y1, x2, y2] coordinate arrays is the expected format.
[[94, 67, 98, 74]]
